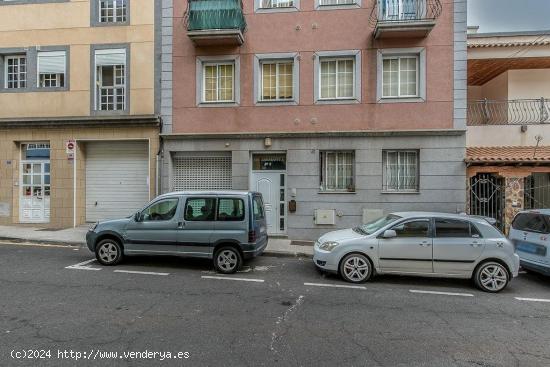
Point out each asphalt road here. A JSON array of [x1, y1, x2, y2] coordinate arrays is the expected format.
[[1, 241, 550, 367]]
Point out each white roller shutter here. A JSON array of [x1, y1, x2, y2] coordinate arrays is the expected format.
[[86, 141, 149, 222], [95, 49, 126, 66], [37, 51, 66, 74], [173, 155, 232, 190]]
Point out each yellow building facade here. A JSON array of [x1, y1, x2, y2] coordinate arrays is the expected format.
[[0, 0, 160, 227]]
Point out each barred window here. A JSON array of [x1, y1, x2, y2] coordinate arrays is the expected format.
[[382, 150, 419, 192], [320, 151, 355, 192]]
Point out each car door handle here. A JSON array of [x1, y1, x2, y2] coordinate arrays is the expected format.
[[470, 242, 481, 247], [178, 221, 185, 229], [419, 242, 431, 247]]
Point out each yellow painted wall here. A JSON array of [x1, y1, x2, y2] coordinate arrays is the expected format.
[[0, 0, 155, 119]]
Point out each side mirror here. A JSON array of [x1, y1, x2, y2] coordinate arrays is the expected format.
[[382, 229, 397, 239], [134, 212, 143, 222]]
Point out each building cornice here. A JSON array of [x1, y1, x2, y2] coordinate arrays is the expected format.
[[0, 115, 160, 128]]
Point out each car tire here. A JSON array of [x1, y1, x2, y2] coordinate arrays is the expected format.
[[95, 239, 123, 266], [339, 253, 373, 283], [474, 261, 509, 293], [214, 246, 242, 274]]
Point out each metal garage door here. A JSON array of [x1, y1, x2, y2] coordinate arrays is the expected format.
[[172, 155, 232, 190], [86, 141, 149, 222]]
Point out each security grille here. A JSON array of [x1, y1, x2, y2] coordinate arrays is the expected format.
[[525, 173, 550, 209], [469, 173, 505, 230], [173, 156, 232, 190]]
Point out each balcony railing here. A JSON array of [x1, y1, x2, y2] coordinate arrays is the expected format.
[[468, 98, 550, 126], [186, 0, 246, 46], [369, 0, 442, 39]]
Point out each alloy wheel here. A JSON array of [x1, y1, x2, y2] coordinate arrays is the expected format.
[[343, 255, 370, 282], [98, 242, 119, 264], [479, 263, 508, 292], [217, 250, 238, 272]]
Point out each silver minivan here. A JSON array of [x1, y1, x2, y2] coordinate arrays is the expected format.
[[510, 210, 550, 276], [86, 191, 268, 273]]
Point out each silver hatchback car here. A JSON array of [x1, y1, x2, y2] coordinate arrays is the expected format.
[[313, 212, 520, 292]]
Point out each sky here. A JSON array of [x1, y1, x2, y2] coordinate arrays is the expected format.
[[468, 0, 550, 33]]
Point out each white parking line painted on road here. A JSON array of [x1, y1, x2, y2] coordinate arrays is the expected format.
[[114, 270, 169, 276], [201, 275, 265, 283], [409, 290, 474, 297], [515, 297, 550, 303], [0, 241, 78, 249], [65, 259, 102, 271], [304, 282, 366, 290]]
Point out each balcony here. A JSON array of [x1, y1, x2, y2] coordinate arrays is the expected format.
[[468, 98, 550, 126], [186, 0, 246, 46], [369, 0, 442, 39]]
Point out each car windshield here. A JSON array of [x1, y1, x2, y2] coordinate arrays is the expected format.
[[355, 214, 401, 235]]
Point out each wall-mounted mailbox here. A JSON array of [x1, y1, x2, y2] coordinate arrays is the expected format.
[[289, 200, 297, 213]]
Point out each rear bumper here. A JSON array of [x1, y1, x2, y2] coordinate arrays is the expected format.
[[242, 236, 268, 260], [520, 259, 550, 276]]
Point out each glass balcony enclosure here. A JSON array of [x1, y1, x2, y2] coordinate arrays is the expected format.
[[187, 0, 247, 46]]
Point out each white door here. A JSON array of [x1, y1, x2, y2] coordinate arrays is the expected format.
[[20, 161, 50, 223], [251, 171, 285, 235], [86, 141, 149, 222]]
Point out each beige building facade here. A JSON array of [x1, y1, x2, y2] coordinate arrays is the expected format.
[[0, 0, 160, 228]]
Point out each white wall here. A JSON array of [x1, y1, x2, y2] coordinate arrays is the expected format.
[[508, 69, 550, 99], [467, 125, 548, 147]]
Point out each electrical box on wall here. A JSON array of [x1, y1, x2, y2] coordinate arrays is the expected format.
[[314, 209, 336, 225]]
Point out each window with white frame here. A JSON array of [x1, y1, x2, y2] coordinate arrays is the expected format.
[[95, 49, 126, 111], [260, 60, 293, 101], [99, 0, 127, 23], [319, 57, 355, 100], [203, 62, 234, 103], [319, 0, 355, 6], [4, 55, 26, 89], [382, 55, 419, 98], [38, 51, 66, 88], [382, 150, 419, 192], [260, 0, 294, 8], [320, 151, 355, 192]]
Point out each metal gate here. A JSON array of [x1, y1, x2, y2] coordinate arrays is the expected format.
[[172, 155, 232, 191], [525, 173, 550, 209], [469, 173, 505, 229]]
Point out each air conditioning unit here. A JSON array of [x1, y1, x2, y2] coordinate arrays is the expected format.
[[314, 209, 336, 225]]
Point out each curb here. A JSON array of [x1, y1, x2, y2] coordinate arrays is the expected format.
[[261, 250, 313, 259]]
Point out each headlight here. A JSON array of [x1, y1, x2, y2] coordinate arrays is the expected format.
[[89, 222, 99, 231], [319, 241, 340, 252]]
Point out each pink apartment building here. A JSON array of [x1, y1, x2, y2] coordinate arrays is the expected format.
[[159, 0, 467, 241]]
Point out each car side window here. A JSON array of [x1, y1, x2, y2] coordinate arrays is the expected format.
[[435, 219, 475, 238], [184, 198, 216, 221], [512, 213, 549, 234], [142, 198, 179, 222], [253, 196, 265, 220], [391, 220, 430, 237], [217, 198, 245, 221]]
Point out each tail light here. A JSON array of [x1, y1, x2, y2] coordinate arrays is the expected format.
[[248, 230, 257, 243]]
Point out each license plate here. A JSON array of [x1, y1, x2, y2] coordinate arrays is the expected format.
[[515, 240, 547, 256]]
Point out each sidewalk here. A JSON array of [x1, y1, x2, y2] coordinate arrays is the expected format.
[[0, 225, 313, 257]]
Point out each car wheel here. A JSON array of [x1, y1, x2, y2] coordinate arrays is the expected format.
[[339, 253, 373, 283], [474, 261, 509, 293], [95, 239, 123, 266], [214, 247, 242, 274]]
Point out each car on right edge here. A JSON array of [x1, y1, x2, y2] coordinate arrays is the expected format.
[[313, 212, 520, 292], [509, 210, 550, 276]]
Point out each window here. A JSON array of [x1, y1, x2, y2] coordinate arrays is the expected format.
[[319, 0, 355, 5], [184, 198, 216, 221], [142, 199, 179, 222], [253, 196, 265, 220], [382, 56, 418, 98], [260, 60, 293, 101], [95, 49, 126, 111], [380, 0, 426, 21], [260, 0, 293, 8], [512, 213, 549, 234], [435, 219, 480, 238], [319, 57, 355, 99], [391, 220, 430, 237], [38, 51, 66, 88], [320, 151, 355, 192], [382, 150, 419, 192], [5, 55, 26, 89], [99, 0, 127, 23], [217, 198, 245, 221], [203, 62, 234, 103]]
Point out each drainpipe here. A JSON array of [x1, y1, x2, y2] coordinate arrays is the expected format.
[[156, 116, 164, 197]]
